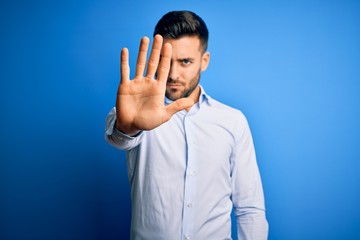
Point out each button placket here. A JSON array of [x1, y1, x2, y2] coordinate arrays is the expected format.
[[182, 115, 196, 239]]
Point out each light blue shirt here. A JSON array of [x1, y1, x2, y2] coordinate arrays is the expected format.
[[105, 87, 268, 240]]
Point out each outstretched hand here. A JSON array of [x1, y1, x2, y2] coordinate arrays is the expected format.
[[115, 34, 194, 135]]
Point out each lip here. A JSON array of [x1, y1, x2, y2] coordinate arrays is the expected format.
[[166, 83, 182, 87]]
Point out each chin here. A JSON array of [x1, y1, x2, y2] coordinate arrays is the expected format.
[[166, 95, 180, 101], [166, 92, 182, 101]]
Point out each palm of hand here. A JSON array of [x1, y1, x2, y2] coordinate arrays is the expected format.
[[117, 77, 168, 131]]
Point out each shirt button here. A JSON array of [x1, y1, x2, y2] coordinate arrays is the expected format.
[[187, 202, 192, 208], [185, 235, 191, 240], [189, 171, 195, 176]]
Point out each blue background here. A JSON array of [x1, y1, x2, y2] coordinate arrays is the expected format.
[[1, 0, 359, 239]]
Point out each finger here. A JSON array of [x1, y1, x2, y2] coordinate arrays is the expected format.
[[162, 98, 194, 122], [156, 42, 172, 83], [146, 34, 163, 78], [120, 48, 130, 83], [135, 36, 150, 78]]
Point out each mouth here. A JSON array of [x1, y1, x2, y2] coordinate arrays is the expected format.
[[166, 81, 183, 88]]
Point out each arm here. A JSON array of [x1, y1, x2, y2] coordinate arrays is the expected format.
[[231, 116, 268, 240]]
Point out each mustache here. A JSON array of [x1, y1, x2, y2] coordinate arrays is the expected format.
[[167, 79, 184, 85]]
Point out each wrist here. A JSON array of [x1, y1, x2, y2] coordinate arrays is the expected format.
[[115, 121, 141, 136]]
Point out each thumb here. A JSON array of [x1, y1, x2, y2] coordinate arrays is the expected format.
[[162, 98, 194, 122]]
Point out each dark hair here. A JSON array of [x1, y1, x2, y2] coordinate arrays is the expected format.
[[154, 10, 209, 52]]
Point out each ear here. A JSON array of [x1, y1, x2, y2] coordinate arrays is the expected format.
[[200, 51, 210, 72]]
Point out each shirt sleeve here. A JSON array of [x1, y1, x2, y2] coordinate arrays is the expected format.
[[230, 115, 269, 240], [105, 107, 144, 151]]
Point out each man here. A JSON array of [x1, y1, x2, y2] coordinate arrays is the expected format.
[[105, 10, 268, 240]]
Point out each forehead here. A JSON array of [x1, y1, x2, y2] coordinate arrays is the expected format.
[[163, 36, 202, 57]]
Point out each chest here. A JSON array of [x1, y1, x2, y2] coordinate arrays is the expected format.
[[143, 113, 234, 175]]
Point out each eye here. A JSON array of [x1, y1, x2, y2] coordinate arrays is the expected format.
[[181, 59, 192, 65]]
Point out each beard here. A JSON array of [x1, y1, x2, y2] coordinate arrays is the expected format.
[[165, 71, 201, 101]]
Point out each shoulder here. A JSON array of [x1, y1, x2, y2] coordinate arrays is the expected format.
[[207, 96, 248, 123], [199, 95, 251, 139]]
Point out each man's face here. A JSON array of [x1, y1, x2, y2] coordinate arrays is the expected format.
[[163, 36, 210, 101]]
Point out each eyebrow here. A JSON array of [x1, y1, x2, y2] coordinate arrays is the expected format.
[[177, 57, 195, 61], [159, 56, 195, 62]]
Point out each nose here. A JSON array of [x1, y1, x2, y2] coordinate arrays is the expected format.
[[168, 63, 180, 81]]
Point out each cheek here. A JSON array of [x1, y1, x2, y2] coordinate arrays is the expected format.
[[184, 65, 201, 80]]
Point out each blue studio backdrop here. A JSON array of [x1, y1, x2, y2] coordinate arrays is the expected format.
[[1, 0, 359, 239]]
